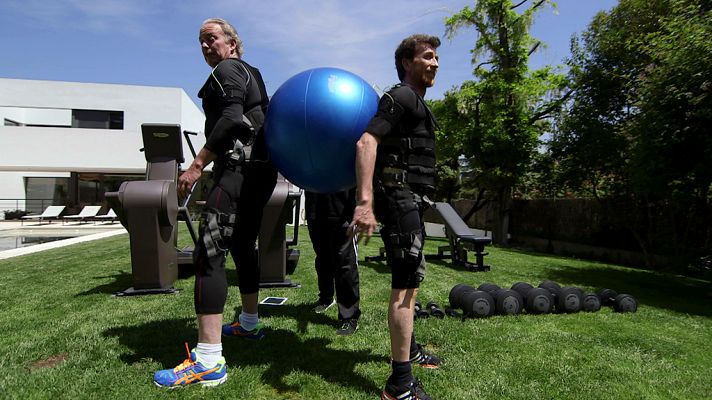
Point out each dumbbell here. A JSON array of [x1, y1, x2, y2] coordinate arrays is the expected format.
[[539, 280, 601, 312], [426, 301, 445, 318], [538, 281, 583, 313], [597, 288, 638, 313], [477, 283, 524, 315], [477, 283, 501, 293], [449, 284, 495, 318], [511, 282, 554, 314], [444, 306, 462, 318], [581, 292, 602, 312], [414, 301, 430, 319], [539, 280, 561, 293]]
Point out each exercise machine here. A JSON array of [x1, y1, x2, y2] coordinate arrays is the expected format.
[[258, 174, 302, 288], [106, 123, 197, 295], [107, 123, 302, 295]]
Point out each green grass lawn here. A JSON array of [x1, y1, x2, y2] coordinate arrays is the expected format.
[[0, 227, 710, 400]]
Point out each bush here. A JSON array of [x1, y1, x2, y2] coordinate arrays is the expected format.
[[2, 210, 29, 220]]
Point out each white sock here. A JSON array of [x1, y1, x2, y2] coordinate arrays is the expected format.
[[239, 311, 259, 331], [195, 342, 222, 368]]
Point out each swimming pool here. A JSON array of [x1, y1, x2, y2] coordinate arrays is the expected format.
[[0, 218, 129, 261], [0, 231, 93, 252]]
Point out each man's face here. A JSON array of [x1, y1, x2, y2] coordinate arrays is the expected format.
[[199, 23, 236, 67], [404, 43, 439, 89]]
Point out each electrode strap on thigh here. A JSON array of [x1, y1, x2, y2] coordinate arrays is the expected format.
[[203, 212, 224, 258], [387, 231, 426, 282], [201, 210, 236, 258]]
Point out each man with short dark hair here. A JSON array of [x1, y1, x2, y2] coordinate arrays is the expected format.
[[351, 33, 442, 400], [153, 18, 276, 388]]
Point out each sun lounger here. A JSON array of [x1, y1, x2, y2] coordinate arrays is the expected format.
[[62, 206, 103, 224], [94, 208, 117, 224], [21, 205, 66, 225]]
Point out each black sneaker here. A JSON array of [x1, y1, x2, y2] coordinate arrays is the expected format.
[[381, 378, 432, 400], [336, 319, 358, 336], [313, 299, 336, 313], [410, 344, 441, 369]]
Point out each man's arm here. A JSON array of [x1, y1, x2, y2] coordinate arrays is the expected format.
[[351, 131, 380, 241], [178, 61, 249, 197]]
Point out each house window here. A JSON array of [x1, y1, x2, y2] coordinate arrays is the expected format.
[[71, 109, 124, 129], [24, 177, 69, 213], [75, 173, 143, 204]]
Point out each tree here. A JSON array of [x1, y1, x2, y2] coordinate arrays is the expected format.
[[429, 96, 465, 203], [631, 0, 712, 268], [436, 0, 568, 244], [543, 0, 711, 269], [634, 1, 712, 200], [546, 0, 668, 198]]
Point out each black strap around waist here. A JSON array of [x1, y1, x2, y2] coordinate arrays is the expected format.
[[381, 136, 434, 151]]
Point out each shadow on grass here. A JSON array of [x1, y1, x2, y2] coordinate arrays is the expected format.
[[234, 303, 338, 333], [361, 260, 390, 274], [76, 271, 134, 296], [76, 271, 200, 296], [103, 318, 196, 366], [225, 327, 386, 394], [424, 257, 477, 273], [76, 266, 237, 296], [103, 318, 386, 395]]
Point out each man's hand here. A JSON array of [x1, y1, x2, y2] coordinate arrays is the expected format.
[[178, 166, 201, 198], [349, 201, 378, 245], [351, 132, 379, 245], [178, 147, 215, 198]]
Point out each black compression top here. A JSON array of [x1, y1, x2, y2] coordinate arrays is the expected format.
[[198, 58, 269, 155], [365, 84, 437, 192], [364, 84, 431, 140]]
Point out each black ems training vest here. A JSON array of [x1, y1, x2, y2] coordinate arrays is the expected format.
[[199, 58, 269, 156], [376, 84, 437, 193]]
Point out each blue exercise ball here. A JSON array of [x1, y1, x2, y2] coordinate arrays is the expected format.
[[264, 67, 379, 193]]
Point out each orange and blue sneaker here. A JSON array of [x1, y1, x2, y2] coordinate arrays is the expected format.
[[221, 321, 265, 340], [153, 343, 228, 388]]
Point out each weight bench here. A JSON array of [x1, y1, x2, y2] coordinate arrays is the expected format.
[[365, 202, 491, 272], [429, 202, 490, 271]]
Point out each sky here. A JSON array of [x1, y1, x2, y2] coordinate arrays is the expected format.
[[0, 0, 619, 106]]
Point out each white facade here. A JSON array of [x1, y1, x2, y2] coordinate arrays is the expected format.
[[0, 78, 206, 214]]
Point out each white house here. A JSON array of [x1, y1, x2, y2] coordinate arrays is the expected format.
[[0, 78, 206, 216]]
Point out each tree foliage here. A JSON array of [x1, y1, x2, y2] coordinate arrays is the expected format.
[[542, 0, 712, 269], [633, 1, 712, 201], [431, 0, 567, 243]]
